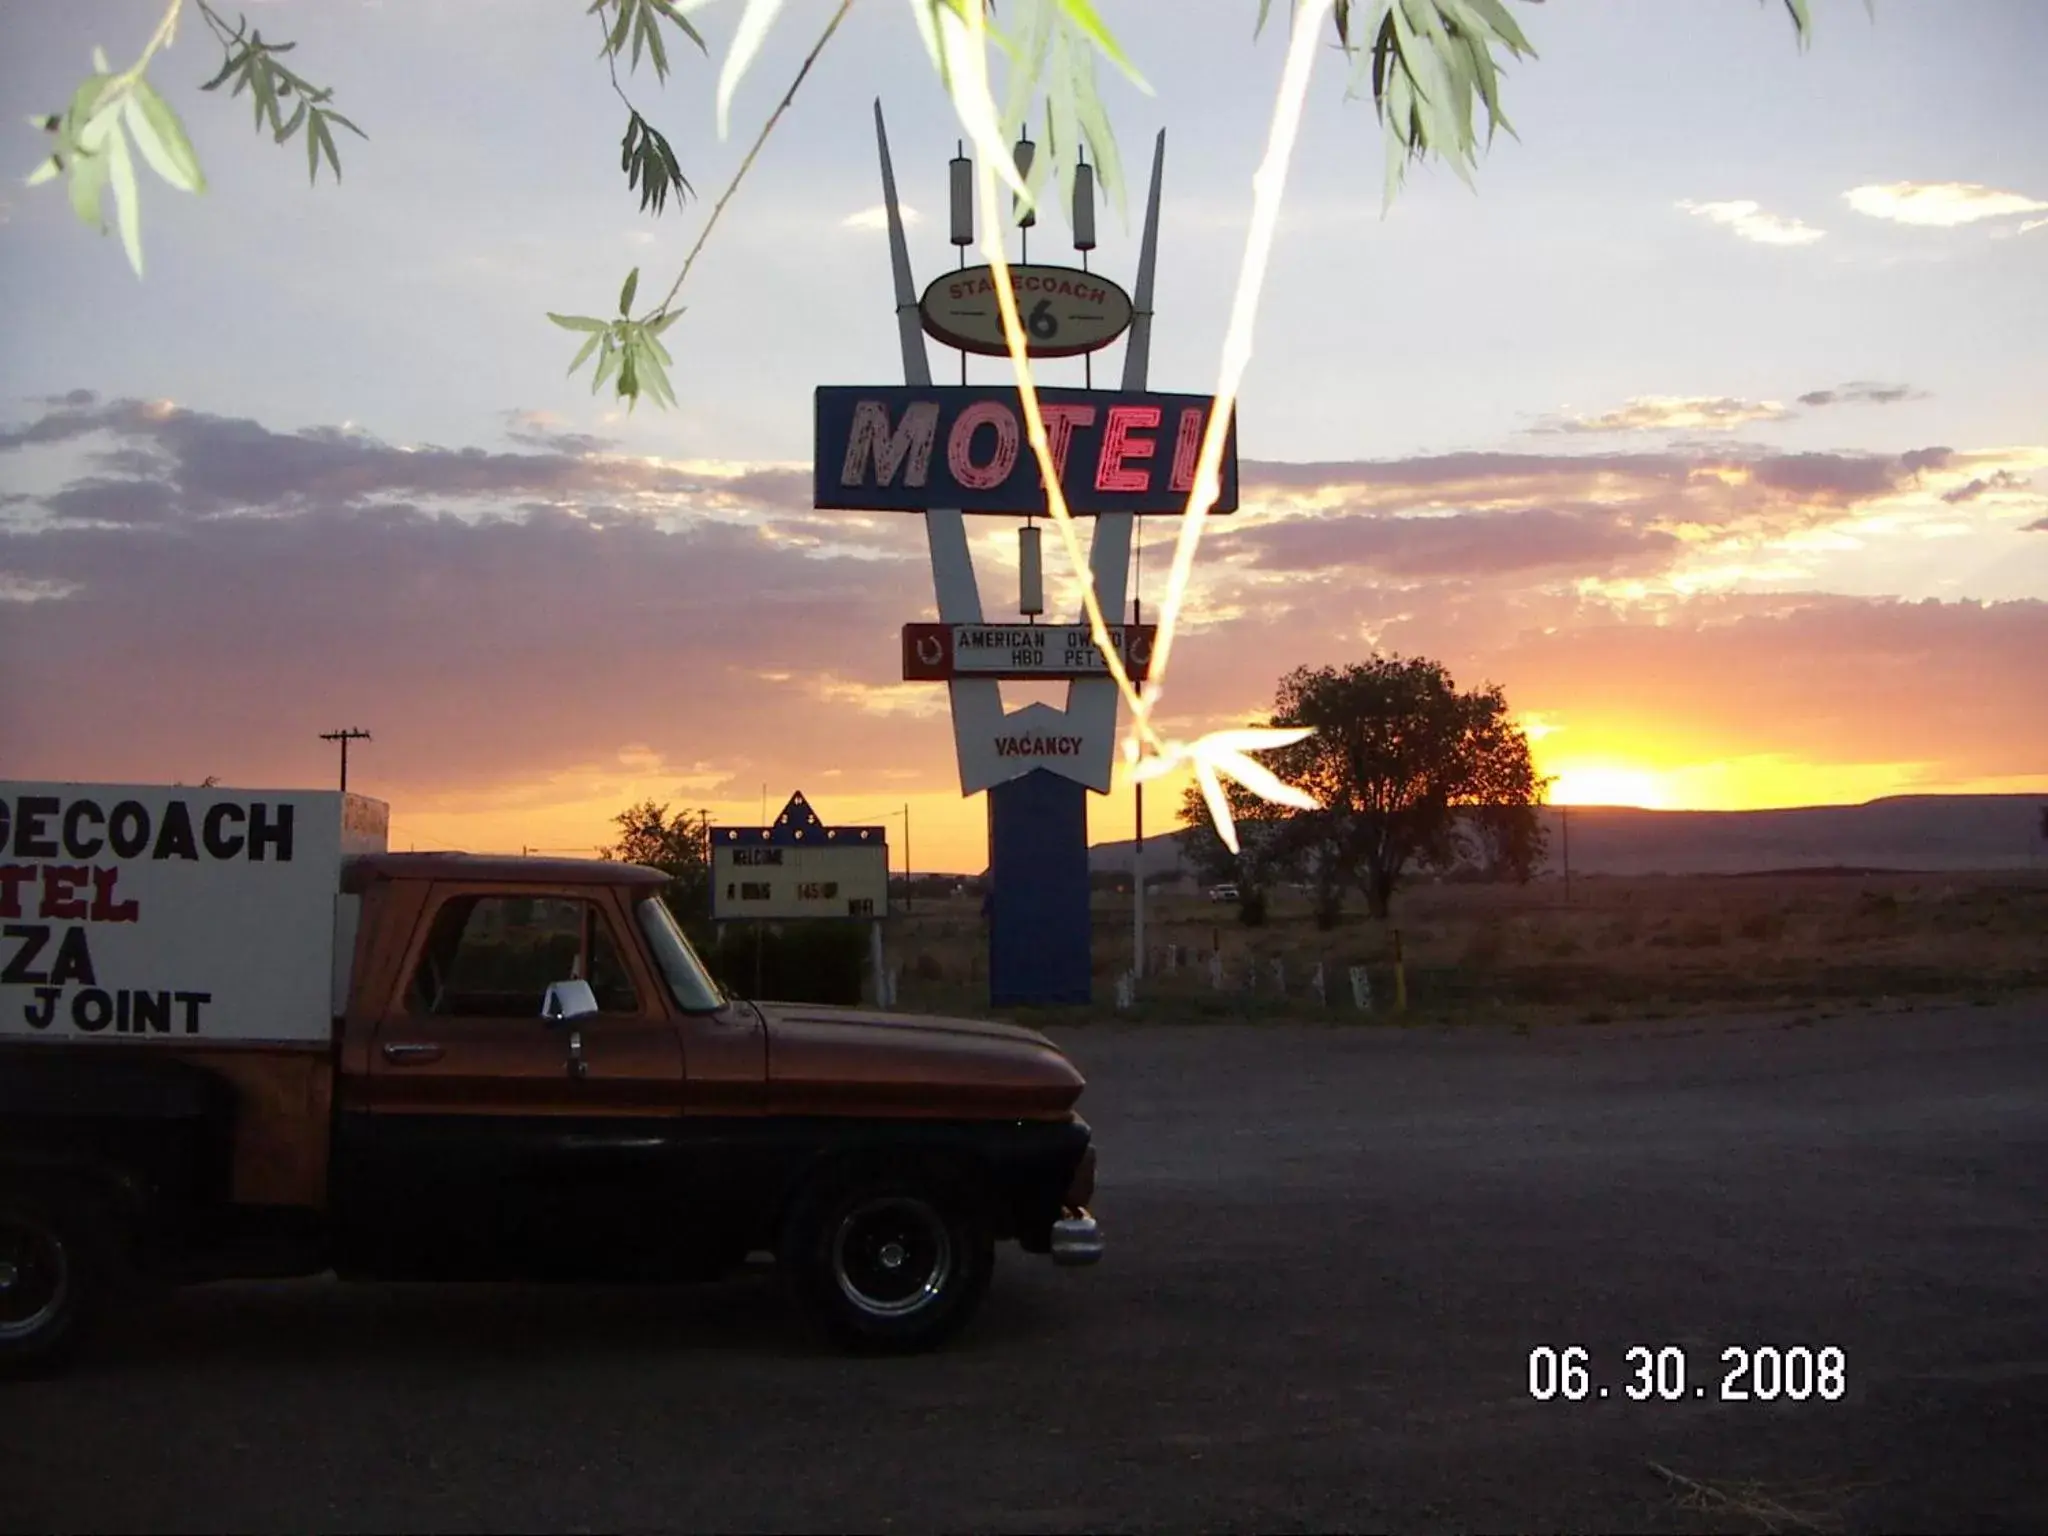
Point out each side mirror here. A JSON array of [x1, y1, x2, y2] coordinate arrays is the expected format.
[[540, 979, 599, 1025]]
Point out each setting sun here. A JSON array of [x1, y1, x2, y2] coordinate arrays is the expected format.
[[1544, 764, 1673, 809]]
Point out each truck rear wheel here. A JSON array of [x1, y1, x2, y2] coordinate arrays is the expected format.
[[783, 1167, 994, 1354], [0, 1183, 120, 1376]]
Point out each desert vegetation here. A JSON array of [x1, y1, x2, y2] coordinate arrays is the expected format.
[[876, 869, 2048, 1026]]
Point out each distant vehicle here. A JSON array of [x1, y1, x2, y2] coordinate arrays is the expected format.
[[1206, 883, 1240, 903]]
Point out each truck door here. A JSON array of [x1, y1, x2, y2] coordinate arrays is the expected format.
[[348, 886, 688, 1278]]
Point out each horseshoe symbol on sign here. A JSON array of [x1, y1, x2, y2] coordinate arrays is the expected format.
[[916, 633, 945, 668], [1127, 630, 1152, 669]]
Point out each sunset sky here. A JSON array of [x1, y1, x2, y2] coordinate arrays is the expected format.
[[3, 0, 2045, 874]]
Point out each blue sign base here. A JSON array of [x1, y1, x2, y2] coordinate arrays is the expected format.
[[987, 769, 1092, 1008]]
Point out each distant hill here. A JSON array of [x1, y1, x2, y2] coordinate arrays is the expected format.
[[1086, 794, 2048, 879]]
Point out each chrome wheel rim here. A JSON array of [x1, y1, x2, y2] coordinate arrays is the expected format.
[[831, 1196, 952, 1319], [0, 1216, 69, 1342]]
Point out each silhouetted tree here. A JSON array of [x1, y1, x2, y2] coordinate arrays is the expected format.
[[1176, 779, 1296, 926], [1260, 656, 1547, 920], [1464, 800, 1551, 884], [602, 800, 710, 922]]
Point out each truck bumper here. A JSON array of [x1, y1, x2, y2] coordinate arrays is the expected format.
[[1050, 1206, 1102, 1266]]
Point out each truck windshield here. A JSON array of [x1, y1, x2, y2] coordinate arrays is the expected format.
[[635, 898, 727, 1012]]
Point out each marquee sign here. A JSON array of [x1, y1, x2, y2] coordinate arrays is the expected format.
[[814, 385, 1238, 516], [710, 792, 889, 922], [918, 264, 1134, 358], [902, 622, 1156, 682]]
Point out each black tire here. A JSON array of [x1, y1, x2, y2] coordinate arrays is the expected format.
[[0, 1182, 123, 1378], [781, 1166, 995, 1354]]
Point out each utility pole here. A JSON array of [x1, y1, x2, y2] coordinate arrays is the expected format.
[[903, 801, 913, 912], [318, 728, 371, 793], [1561, 803, 1572, 906]]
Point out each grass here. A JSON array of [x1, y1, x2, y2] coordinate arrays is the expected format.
[[873, 869, 2048, 1027]]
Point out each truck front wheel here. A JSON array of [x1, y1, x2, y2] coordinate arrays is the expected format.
[[783, 1168, 994, 1353], [0, 1183, 120, 1376]]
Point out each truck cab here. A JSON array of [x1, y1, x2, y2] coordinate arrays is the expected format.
[[1, 787, 1100, 1373]]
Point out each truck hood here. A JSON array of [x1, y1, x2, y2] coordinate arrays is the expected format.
[[754, 1002, 1085, 1118]]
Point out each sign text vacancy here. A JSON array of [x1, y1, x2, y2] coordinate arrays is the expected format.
[[814, 386, 1239, 516]]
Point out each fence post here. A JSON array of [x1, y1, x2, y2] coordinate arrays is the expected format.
[[1348, 964, 1372, 1013], [1115, 970, 1135, 1012], [1209, 952, 1224, 991], [1271, 958, 1286, 995]]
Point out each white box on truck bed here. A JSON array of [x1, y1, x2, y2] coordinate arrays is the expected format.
[[1, 783, 389, 1045]]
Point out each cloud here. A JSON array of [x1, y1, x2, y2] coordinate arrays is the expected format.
[[5, 396, 2045, 828], [1528, 396, 1794, 435], [0, 393, 792, 521], [2029, 516, 2048, 533], [1676, 199, 1825, 247], [501, 408, 618, 457], [841, 204, 922, 231], [1237, 506, 1682, 580], [1526, 383, 1927, 435], [1796, 381, 1923, 408], [1941, 470, 2029, 506], [2023, 218, 2048, 236], [1845, 181, 2048, 228], [1238, 445, 1945, 525]]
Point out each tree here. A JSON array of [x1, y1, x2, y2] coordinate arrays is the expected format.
[[1176, 778, 1296, 925], [602, 799, 710, 922], [1261, 656, 1545, 920], [1464, 799, 1549, 884]]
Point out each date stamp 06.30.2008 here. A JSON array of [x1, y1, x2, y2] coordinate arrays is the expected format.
[[1527, 1345, 1848, 1404]]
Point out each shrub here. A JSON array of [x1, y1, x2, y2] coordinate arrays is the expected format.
[[707, 922, 868, 1005], [1737, 911, 1785, 942]]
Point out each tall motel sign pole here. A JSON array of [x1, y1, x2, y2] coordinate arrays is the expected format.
[[806, 105, 1238, 1006]]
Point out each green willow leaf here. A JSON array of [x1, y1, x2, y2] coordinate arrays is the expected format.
[[619, 266, 640, 315], [592, 340, 622, 396], [1050, 0, 1148, 88], [124, 79, 206, 192], [649, 0, 707, 54], [567, 330, 604, 375], [106, 118, 144, 275]]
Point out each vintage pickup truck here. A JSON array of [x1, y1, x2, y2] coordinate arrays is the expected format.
[[0, 782, 1101, 1372]]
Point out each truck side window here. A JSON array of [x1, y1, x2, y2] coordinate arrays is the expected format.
[[408, 896, 640, 1017]]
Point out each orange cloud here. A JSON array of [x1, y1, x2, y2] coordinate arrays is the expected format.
[[5, 394, 2043, 871]]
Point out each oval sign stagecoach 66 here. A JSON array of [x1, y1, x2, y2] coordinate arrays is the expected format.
[[919, 264, 1135, 359]]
